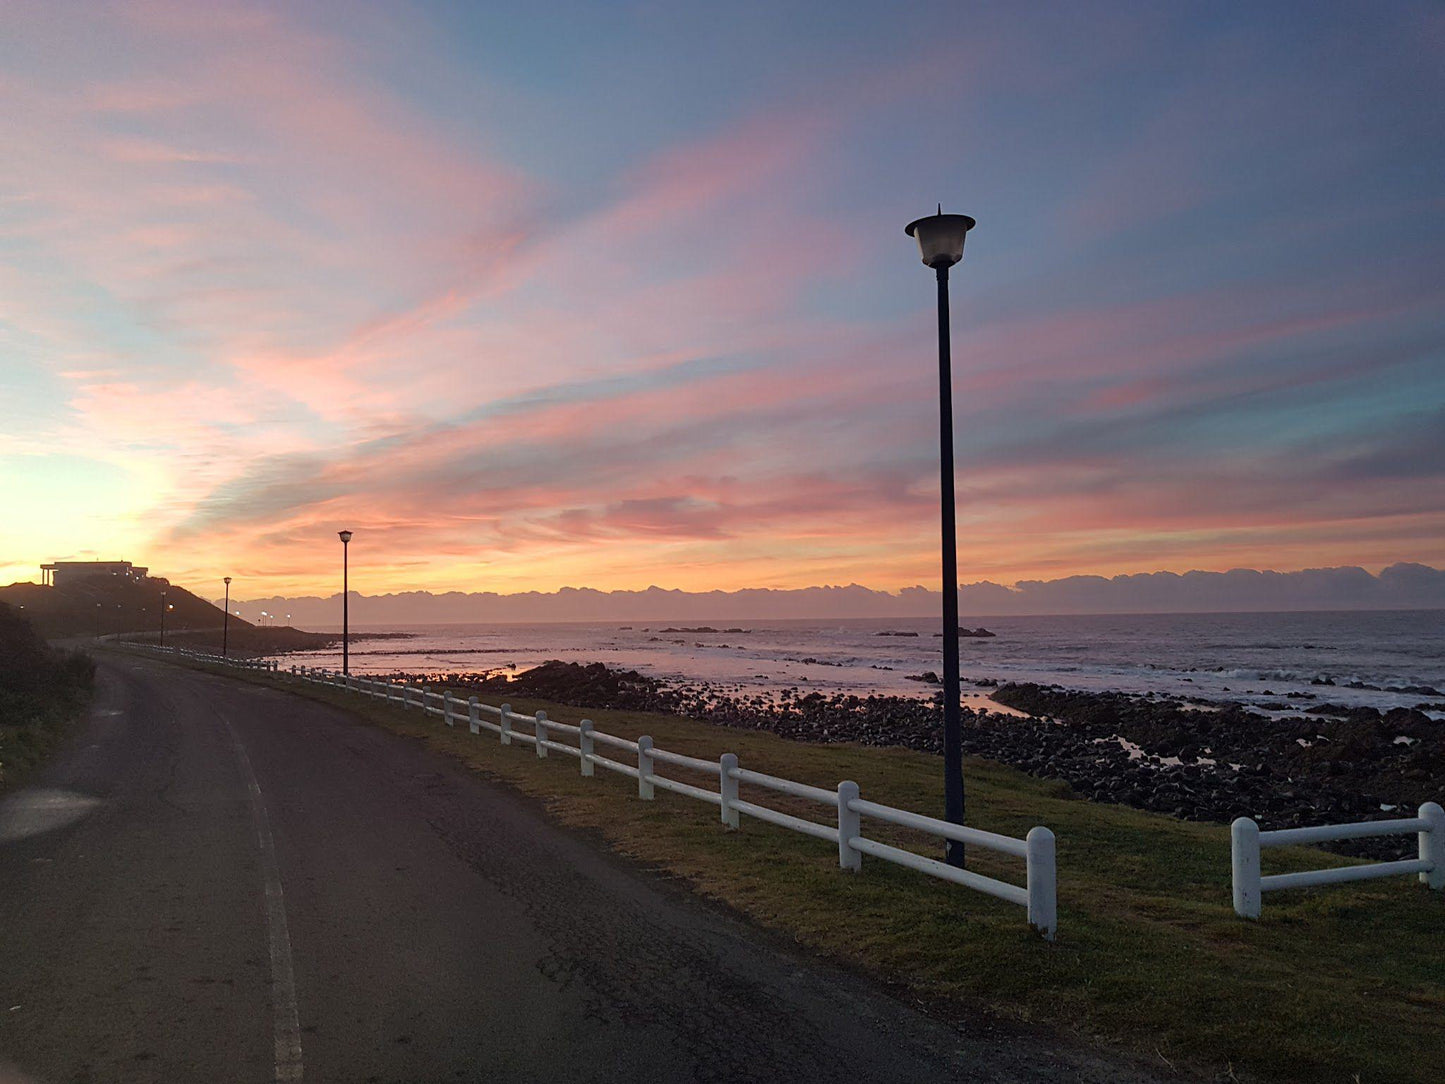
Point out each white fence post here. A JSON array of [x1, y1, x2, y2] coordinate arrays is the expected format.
[[837, 781, 861, 872], [1421, 802, 1445, 890], [499, 704, 512, 745], [534, 711, 549, 758], [579, 721, 594, 776], [637, 736, 654, 800], [720, 753, 739, 830], [468, 696, 481, 735], [422, 685, 431, 714], [1232, 817, 1262, 918], [1026, 826, 1057, 941], [443, 691, 455, 727]]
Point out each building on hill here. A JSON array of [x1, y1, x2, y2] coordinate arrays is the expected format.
[[40, 560, 149, 588]]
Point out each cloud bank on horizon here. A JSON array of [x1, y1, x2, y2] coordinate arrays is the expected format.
[[232, 563, 1445, 625], [1, 1, 1442, 596]]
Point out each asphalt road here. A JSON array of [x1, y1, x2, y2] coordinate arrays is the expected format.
[[0, 653, 1164, 1083]]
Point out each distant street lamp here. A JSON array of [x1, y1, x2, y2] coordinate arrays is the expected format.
[[223, 576, 232, 657], [159, 589, 169, 646], [906, 205, 977, 869], [338, 530, 353, 675]]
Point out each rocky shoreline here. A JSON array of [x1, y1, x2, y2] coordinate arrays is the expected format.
[[380, 660, 1442, 860]]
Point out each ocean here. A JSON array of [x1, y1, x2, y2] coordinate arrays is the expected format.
[[266, 609, 1445, 718]]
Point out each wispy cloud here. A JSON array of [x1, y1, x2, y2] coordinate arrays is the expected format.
[[2, 1, 1442, 596]]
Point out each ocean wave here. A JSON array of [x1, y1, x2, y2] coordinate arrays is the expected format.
[[1207, 667, 1318, 682]]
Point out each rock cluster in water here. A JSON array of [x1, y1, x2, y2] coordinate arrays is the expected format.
[[388, 661, 1443, 860]]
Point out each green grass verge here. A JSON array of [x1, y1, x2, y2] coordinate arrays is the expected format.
[[0, 612, 95, 790], [0, 687, 89, 789], [136, 652, 1444, 1083]]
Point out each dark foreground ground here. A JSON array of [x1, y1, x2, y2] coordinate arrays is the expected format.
[[0, 652, 1162, 1083]]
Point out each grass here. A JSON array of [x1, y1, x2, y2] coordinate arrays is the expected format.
[[0, 688, 88, 787], [0, 604, 95, 790], [136, 651, 1444, 1083]]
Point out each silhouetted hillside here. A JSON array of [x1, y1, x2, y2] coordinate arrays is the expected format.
[[145, 624, 338, 655], [0, 574, 248, 638], [234, 563, 1445, 624]]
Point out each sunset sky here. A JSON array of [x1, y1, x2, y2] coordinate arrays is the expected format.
[[2, 1, 1442, 598]]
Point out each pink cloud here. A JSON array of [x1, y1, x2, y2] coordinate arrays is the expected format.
[[3, 2, 1439, 598]]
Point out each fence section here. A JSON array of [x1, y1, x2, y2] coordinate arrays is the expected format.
[[1231, 805, 1444, 917], [122, 642, 1058, 939]]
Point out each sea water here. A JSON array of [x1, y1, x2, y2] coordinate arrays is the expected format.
[[269, 609, 1444, 718]]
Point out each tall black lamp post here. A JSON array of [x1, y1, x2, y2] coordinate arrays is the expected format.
[[159, 589, 169, 647], [906, 205, 976, 869], [223, 576, 232, 657], [338, 530, 353, 675]]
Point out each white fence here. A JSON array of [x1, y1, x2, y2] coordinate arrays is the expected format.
[[123, 644, 1058, 939], [1231, 805, 1445, 918], [134, 644, 282, 672]]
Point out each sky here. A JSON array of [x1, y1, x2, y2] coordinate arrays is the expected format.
[[1, 0, 1442, 600]]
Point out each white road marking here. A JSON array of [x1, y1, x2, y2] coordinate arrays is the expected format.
[[224, 717, 304, 1083]]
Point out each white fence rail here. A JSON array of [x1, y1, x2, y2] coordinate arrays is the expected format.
[[122, 643, 1058, 939], [1231, 805, 1445, 918], [129, 644, 282, 672]]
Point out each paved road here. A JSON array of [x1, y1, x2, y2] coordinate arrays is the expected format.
[[0, 653, 1163, 1083]]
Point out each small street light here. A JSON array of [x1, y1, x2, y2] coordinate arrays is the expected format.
[[159, 590, 169, 646], [223, 576, 232, 657], [905, 205, 976, 869], [338, 530, 353, 675]]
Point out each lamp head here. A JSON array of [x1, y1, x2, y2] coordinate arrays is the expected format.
[[338, 530, 353, 544], [905, 206, 976, 269], [224, 576, 231, 585]]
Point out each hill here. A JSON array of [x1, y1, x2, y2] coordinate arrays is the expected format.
[[234, 563, 1445, 624], [0, 573, 247, 639]]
